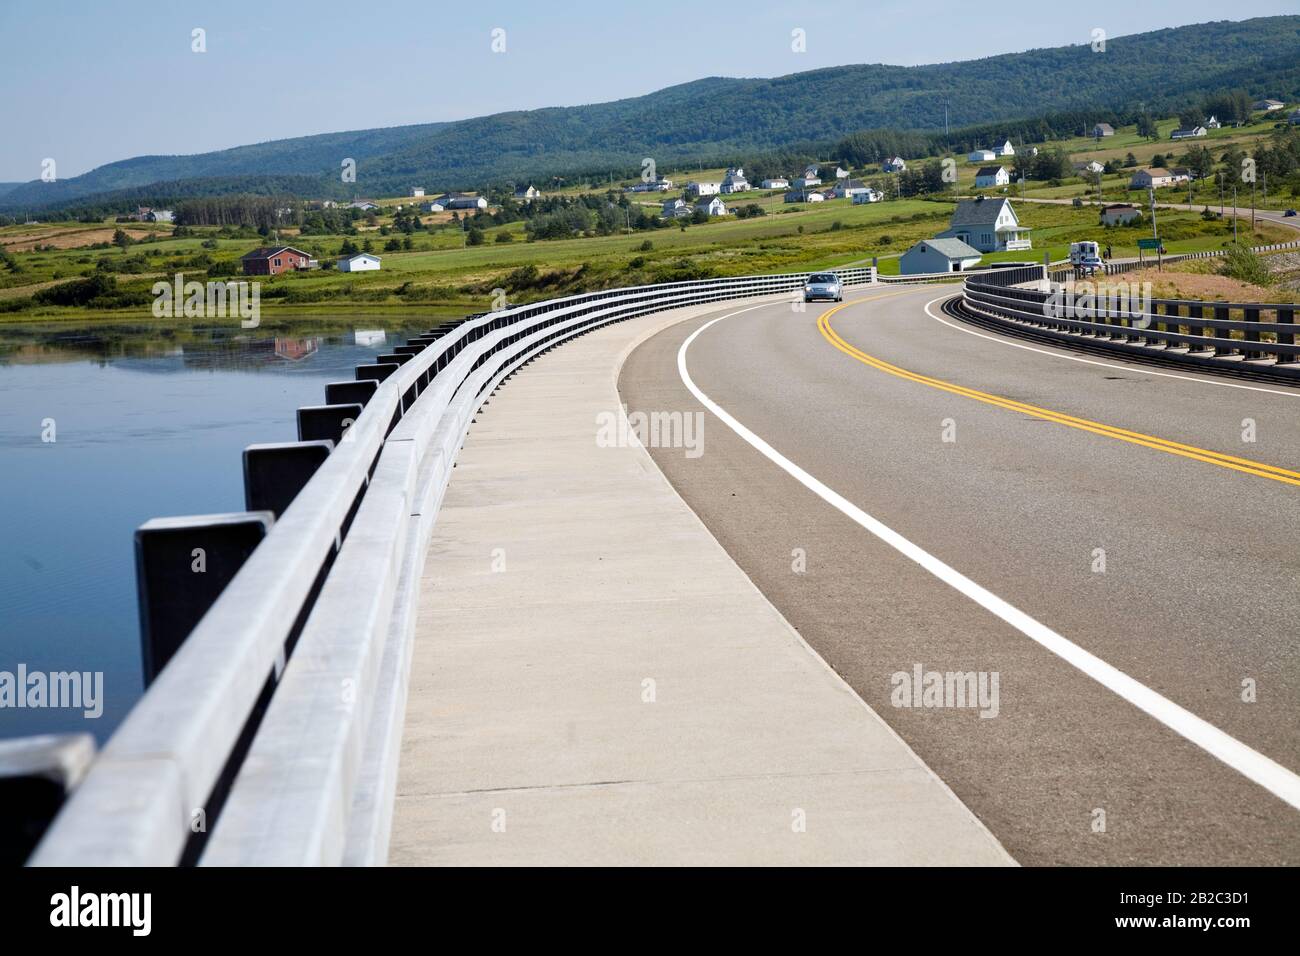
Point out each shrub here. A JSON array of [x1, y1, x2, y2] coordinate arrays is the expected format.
[[34, 275, 119, 306], [1218, 244, 1273, 286]]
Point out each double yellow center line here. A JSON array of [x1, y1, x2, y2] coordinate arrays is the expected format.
[[818, 295, 1300, 488]]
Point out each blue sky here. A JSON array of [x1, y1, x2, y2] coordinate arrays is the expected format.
[[1, 1, 1294, 181]]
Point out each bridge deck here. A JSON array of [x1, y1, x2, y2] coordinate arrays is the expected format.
[[389, 300, 1012, 865]]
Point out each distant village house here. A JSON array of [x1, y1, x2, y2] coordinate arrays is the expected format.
[[241, 246, 315, 276]]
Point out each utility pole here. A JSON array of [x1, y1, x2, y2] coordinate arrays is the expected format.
[[1218, 173, 1224, 216], [1252, 179, 1256, 232], [1232, 185, 1238, 243]]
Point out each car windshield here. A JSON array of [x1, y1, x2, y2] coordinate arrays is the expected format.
[[809, 274, 837, 283]]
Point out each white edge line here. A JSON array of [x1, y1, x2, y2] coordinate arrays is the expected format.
[[921, 292, 1300, 399], [678, 306, 1300, 814]]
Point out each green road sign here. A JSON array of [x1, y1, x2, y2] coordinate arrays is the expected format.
[[1137, 238, 1162, 250]]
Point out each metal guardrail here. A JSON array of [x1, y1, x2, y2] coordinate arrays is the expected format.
[[28, 264, 899, 867], [873, 257, 1066, 283], [962, 264, 1300, 379], [1047, 238, 1300, 282]]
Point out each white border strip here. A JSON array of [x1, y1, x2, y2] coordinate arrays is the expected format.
[[677, 305, 1300, 813]]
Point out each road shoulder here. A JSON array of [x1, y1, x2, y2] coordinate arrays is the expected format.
[[389, 297, 1014, 866]]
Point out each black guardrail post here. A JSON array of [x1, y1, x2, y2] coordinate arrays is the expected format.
[[242, 441, 334, 518], [135, 511, 275, 683], [1278, 307, 1295, 359], [1215, 306, 1233, 356], [1244, 307, 1261, 359], [0, 733, 95, 865], [325, 379, 378, 408], [297, 403, 364, 445]]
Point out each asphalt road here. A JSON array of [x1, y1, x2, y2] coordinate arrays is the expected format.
[[618, 285, 1300, 865]]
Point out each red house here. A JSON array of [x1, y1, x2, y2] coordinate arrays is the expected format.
[[241, 246, 314, 276]]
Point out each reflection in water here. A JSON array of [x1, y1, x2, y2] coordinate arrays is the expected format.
[[0, 317, 436, 741]]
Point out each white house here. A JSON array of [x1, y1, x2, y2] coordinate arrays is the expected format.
[[1254, 99, 1285, 112], [513, 185, 540, 201], [760, 177, 789, 189], [968, 148, 996, 163], [851, 189, 883, 204], [937, 196, 1031, 253], [1170, 125, 1207, 140], [993, 140, 1015, 157], [687, 181, 721, 197], [661, 197, 691, 218], [347, 201, 380, 211], [627, 178, 673, 192], [422, 200, 446, 213], [338, 253, 382, 272], [409, 187, 425, 197], [974, 165, 1010, 188], [882, 157, 906, 173], [784, 190, 824, 203], [1100, 204, 1142, 226], [1130, 167, 1176, 189], [900, 237, 983, 275], [803, 164, 820, 179], [833, 178, 871, 199], [834, 166, 850, 179], [1205, 115, 1222, 129], [431, 193, 487, 210], [1074, 160, 1105, 176], [793, 175, 821, 188], [1092, 123, 1115, 137], [697, 196, 727, 217], [720, 168, 750, 194]]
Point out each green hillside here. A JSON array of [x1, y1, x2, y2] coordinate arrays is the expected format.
[[4, 16, 1298, 213]]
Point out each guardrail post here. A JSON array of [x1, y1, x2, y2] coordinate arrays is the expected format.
[[1164, 303, 1185, 351], [355, 362, 400, 384], [1278, 307, 1295, 362], [1215, 305, 1234, 356], [0, 733, 95, 865], [325, 379, 378, 408], [1244, 307, 1261, 359], [135, 511, 275, 683], [243, 441, 334, 518], [297, 403, 364, 445]]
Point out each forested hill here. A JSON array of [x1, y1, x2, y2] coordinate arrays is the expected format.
[[5, 16, 1299, 212]]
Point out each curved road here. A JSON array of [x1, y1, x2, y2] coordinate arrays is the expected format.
[[619, 284, 1300, 865]]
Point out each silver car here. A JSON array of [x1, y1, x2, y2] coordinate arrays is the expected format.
[[803, 273, 843, 302]]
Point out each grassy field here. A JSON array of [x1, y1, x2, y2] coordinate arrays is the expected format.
[[3, 109, 1296, 325]]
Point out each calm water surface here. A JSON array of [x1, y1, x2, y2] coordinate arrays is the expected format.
[[0, 318, 432, 741]]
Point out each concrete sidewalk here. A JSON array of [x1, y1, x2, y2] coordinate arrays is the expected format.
[[389, 300, 1014, 865]]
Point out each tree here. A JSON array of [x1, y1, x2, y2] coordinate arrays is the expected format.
[[1123, 152, 1138, 168], [112, 228, 132, 249], [1182, 145, 1214, 180], [467, 227, 485, 245], [1136, 113, 1159, 141]]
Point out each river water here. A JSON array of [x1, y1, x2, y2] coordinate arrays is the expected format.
[[0, 318, 430, 742]]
